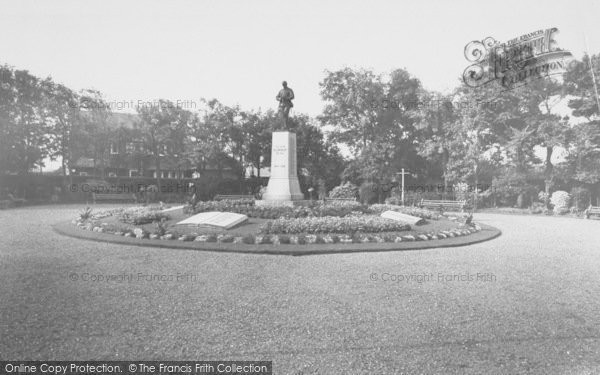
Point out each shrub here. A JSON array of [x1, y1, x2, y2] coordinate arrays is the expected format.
[[219, 235, 235, 243], [550, 191, 570, 214], [359, 182, 378, 204], [570, 187, 591, 211], [382, 234, 395, 242], [278, 234, 291, 244], [241, 234, 256, 244], [261, 215, 410, 234], [453, 182, 470, 202], [296, 234, 307, 245], [492, 172, 538, 207], [258, 235, 273, 244], [154, 219, 169, 236], [79, 206, 93, 221], [328, 182, 358, 199], [118, 207, 170, 225], [179, 234, 196, 241], [529, 202, 545, 214], [538, 191, 549, 203], [315, 235, 326, 244]]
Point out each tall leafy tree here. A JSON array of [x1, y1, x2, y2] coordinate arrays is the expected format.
[[137, 99, 192, 189], [44, 81, 82, 176], [0, 66, 52, 173]]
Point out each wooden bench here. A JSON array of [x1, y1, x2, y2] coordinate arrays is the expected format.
[[92, 193, 136, 204], [420, 199, 466, 212], [324, 197, 357, 202], [585, 205, 600, 219], [214, 194, 255, 201], [7, 193, 26, 206]]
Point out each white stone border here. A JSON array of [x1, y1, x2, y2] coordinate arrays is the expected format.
[[71, 219, 482, 246]]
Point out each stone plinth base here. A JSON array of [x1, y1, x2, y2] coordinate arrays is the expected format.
[[262, 131, 304, 202], [255, 199, 313, 208]]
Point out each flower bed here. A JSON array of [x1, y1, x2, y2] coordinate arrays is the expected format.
[[117, 207, 171, 225], [69, 204, 485, 247], [187, 199, 366, 219], [260, 215, 411, 234], [70, 218, 483, 246]]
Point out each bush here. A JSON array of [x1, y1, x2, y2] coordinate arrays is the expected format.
[[328, 182, 358, 199], [119, 209, 171, 225], [241, 234, 256, 244], [261, 215, 411, 234], [570, 187, 591, 211], [296, 235, 307, 245], [79, 206, 93, 221], [153, 219, 169, 236], [529, 202, 545, 214], [492, 172, 538, 207], [550, 191, 570, 214], [219, 234, 235, 243], [257, 235, 273, 244], [538, 191, 549, 203], [359, 182, 378, 204], [453, 182, 470, 202], [278, 234, 291, 244]]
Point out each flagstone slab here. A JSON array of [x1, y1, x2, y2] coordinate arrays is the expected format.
[[176, 211, 248, 229], [380, 210, 424, 225]]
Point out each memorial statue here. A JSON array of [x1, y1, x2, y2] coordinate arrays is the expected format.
[[276, 81, 294, 129]]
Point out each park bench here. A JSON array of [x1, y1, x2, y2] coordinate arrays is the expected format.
[[92, 192, 136, 204], [420, 199, 466, 212], [324, 197, 357, 202], [214, 194, 255, 201], [5, 193, 26, 206], [585, 205, 600, 219]]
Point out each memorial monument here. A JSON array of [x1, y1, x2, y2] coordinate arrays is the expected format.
[[259, 81, 304, 204]]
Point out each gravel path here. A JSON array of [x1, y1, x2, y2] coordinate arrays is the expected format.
[[1, 205, 600, 374]]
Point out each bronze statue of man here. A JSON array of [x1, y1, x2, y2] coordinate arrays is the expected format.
[[276, 81, 294, 129]]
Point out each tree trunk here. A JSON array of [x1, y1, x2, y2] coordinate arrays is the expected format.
[[544, 146, 554, 209], [155, 153, 162, 193], [443, 148, 449, 200]]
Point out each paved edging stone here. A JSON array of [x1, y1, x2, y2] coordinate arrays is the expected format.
[[53, 221, 502, 256]]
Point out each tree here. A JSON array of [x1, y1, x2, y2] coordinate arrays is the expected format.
[[320, 68, 426, 197], [242, 109, 273, 178], [563, 53, 600, 203], [0, 66, 52, 174], [319, 68, 384, 151], [294, 114, 345, 193], [564, 53, 600, 120], [78, 89, 112, 177], [44, 81, 82, 176], [137, 99, 192, 190]]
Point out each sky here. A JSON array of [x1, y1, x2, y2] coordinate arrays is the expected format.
[[1, 0, 599, 119]]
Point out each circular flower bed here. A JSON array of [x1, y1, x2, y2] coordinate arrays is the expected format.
[[68, 201, 484, 246]]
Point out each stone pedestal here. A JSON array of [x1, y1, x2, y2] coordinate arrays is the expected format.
[[262, 131, 304, 202]]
